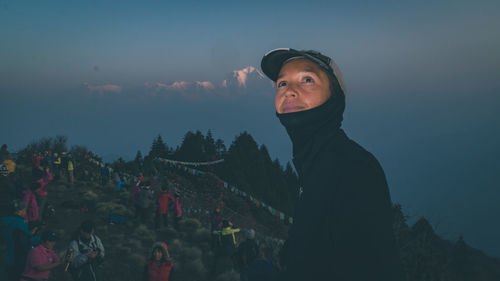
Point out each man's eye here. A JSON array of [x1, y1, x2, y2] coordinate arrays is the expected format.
[[277, 81, 287, 88], [303, 77, 314, 83]]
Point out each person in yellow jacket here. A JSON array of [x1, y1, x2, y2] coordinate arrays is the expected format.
[[67, 153, 75, 184], [2, 158, 16, 174], [212, 220, 240, 275]]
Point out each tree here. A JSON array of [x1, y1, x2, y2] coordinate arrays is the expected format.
[[175, 131, 206, 161], [54, 135, 68, 153], [149, 134, 169, 159], [204, 130, 217, 160], [215, 139, 226, 155], [0, 144, 8, 161]]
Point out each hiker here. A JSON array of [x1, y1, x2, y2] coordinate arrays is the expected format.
[[132, 183, 142, 219], [234, 229, 259, 281], [0, 199, 40, 281], [68, 220, 105, 281], [210, 207, 223, 250], [155, 184, 174, 229], [35, 167, 53, 222], [22, 182, 41, 223], [100, 163, 110, 186], [247, 247, 279, 281], [143, 242, 175, 281], [44, 151, 53, 170], [260, 48, 403, 280], [212, 220, 240, 274], [53, 153, 61, 180], [138, 181, 155, 225], [20, 230, 71, 281], [210, 207, 223, 232], [173, 192, 182, 229], [117, 176, 125, 191], [2, 154, 16, 174], [67, 153, 75, 184]]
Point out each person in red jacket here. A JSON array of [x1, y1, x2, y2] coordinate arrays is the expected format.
[[155, 185, 174, 229], [144, 242, 174, 281]]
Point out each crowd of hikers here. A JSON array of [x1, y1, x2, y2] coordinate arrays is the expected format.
[[1, 147, 280, 281]]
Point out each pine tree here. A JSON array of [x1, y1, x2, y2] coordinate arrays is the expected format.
[[149, 134, 169, 159]]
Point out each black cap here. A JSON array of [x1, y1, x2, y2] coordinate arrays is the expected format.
[[261, 48, 346, 95]]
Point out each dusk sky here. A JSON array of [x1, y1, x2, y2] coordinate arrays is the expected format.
[[1, 0, 500, 256]]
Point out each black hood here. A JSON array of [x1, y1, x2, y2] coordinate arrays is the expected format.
[[277, 94, 345, 178]]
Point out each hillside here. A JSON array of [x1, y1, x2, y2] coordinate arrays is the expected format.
[[1, 137, 500, 281]]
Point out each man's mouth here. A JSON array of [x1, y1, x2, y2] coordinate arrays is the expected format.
[[281, 103, 305, 113]]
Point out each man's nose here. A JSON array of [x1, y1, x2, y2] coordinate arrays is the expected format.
[[284, 83, 299, 97]]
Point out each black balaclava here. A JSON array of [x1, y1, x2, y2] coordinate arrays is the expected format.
[[276, 69, 346, 178]]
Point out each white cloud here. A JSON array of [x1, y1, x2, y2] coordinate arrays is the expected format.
[[196, 81, 215, 89], [232, 66, 265, 87], [84, 83, 122, 94]]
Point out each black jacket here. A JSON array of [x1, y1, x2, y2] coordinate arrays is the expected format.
[[278, 95, 403, 281]]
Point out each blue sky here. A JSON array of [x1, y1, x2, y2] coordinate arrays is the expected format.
[[1, 0, 500, 256]]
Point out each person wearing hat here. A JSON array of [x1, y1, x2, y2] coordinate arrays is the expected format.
[[0, 199, 40, 281], [143, 241, 174, 281], [68, 220, 105, 281], [20, 230, 71, 281], [261, 48, 403, 281]]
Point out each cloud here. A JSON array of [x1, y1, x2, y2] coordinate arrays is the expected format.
[[232, 66, 265, 87], [84, 66, 274, 102], [195, 81, 215, 90], [84, 83, 122, 94]]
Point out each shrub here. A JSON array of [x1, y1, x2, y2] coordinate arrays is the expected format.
[[179, 218, 201, 233], [182, 258, 207, 280], [83, 190, 98, 200], [192, 228, 211, 243], [214, 269, 239, 281], [181, 246, 202, 261]]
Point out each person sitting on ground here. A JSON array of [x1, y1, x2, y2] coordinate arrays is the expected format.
[[0, 199, 40, 281], [235, 229, 259, 281], [155, 184, 174, 229], [144, 242, 175, 281], [20, 230, 72, 281], [68, 220, 105, 281]]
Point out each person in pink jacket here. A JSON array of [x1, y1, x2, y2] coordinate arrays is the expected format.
[[35, 167, 53, 222], [23, 182, 41, 223]]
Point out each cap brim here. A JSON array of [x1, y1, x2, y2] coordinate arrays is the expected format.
[[261, 48, 304, 82]]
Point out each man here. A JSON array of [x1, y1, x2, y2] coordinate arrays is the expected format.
[[0, 200, 40, 281], [261, 48, 403, 281], [68, 220, 105, 281], [138, 181, 155, 225], [235, 229, 259, 281], [212, 220, 240, 275], [67, 153, 75, 184]]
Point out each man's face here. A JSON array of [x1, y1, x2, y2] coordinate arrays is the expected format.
[[275, 58, 331, 114], [80, 229, 94, 240]]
